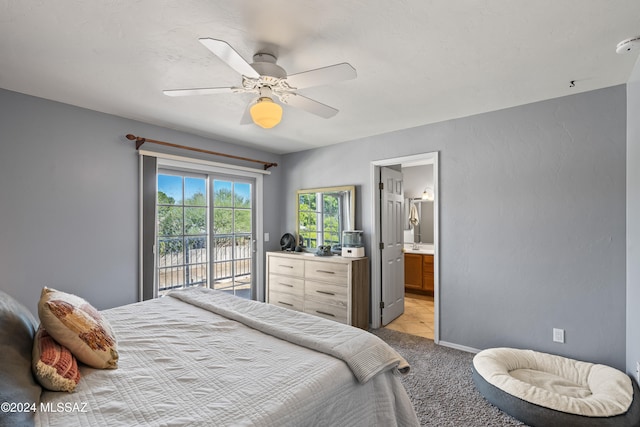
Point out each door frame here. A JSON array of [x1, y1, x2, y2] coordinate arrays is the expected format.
[[369, 152, 440, 343]]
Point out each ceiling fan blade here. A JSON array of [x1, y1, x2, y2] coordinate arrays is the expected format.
[[279, 93, 338, 118], [163, 87, 234, 97], [286, 63, 356, 89], [199, 38, 260, 79]]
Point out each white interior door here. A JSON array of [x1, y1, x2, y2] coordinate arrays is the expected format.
[[380, 166, 405, 325]]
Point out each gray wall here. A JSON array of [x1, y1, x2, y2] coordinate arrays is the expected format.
[[627, 57, 640, 380], [281, 85, 627, 369], [0, 83, 629, 371], [403, 164, 434, 200], [0, 88, 283, 315]]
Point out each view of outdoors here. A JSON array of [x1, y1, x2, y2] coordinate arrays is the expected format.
[[211, 179, 252, 297], [157, 174, 252, 297], [298, 192, 341, 248]]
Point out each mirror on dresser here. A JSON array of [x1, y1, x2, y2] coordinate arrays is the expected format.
[[296, 185, 355, 250]]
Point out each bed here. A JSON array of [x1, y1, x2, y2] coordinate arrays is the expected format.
[[0, 287, 419, 427]]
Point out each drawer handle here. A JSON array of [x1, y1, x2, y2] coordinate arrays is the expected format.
[[316, 269, 335, 274], [316, 290, 335, 296], [279, 283, 294, 287], [278, 301, 293, 307], [315, 310, 335, 317], [279, 265, 294, 268]]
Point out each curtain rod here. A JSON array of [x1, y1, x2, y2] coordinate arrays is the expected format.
[[125, 134, 278, 170]]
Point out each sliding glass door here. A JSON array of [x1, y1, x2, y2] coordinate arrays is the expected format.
[[156, 171, 255, 299], [157, 173, 208, 294], [211, 177, 255, 299]]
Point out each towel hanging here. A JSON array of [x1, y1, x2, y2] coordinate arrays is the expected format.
[[409, 204, 419, 227]]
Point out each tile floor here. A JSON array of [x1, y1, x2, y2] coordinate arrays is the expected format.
[[384, 293, 434, 340]]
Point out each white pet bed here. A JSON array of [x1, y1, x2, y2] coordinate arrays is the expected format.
[[473, 348, 640, 427]]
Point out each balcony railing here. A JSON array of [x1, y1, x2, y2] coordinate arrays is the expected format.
[[157, 237, 252, 296]]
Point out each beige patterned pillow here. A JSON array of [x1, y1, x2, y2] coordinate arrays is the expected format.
[[38, 287, 118, 369]]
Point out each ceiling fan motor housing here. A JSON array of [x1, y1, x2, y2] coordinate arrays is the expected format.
[[251, 53, 287, 79]]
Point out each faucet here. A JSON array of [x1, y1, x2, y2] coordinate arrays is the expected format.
[[412, 242, 420, 250]]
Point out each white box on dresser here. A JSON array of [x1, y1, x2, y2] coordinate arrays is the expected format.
[[266, 251, 370, 329]]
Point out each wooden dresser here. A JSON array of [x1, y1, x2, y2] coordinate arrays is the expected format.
[[266, 251, 369, 329], [404, 253, 434, 294]]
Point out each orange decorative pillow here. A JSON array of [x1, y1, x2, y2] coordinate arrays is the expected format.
[[32, 327, 81, 392], [38, 287, 118, 369]]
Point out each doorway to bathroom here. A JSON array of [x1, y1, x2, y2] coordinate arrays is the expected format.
[[370, 152, 439, 342]]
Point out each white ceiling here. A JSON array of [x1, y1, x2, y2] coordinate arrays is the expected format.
[[2, 1, 639, 154]]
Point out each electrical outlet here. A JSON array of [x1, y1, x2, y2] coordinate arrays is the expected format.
[[553, 328, 565, 343]]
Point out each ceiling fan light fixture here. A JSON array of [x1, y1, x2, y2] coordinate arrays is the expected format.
[[250, 97, 283, 129]]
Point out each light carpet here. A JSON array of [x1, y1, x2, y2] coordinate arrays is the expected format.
[[371, 328, 526, 427]]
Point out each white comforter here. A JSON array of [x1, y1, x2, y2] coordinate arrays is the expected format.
[[37, 289, 419, 427]]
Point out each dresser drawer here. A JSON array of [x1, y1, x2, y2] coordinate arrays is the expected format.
[[269, 291, 303, 311], [268, 274, 304, 297], [305, 280, 348, 307], [269, 256, 304, 277], [305, 260, 348, 284], [304, 300, 348, 324]]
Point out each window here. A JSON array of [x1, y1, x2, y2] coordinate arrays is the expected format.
[[298, 189, 351, 249], [157, 173, 208, 295]]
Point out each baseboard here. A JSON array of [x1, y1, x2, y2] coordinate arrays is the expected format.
[[438, 340, 481, 354]]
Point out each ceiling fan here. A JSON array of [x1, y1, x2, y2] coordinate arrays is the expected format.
[[163, 38, 357, 129]]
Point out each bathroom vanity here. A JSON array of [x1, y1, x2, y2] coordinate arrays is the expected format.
[[404, 244, 434, 294]]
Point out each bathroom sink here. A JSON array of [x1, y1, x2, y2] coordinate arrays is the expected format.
[[403, 244, 434, 254]]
